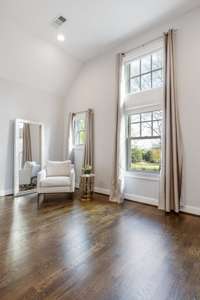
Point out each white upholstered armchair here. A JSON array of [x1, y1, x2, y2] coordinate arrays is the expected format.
[[37, 161, 75, 207]]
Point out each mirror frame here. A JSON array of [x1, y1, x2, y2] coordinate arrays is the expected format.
[[14, 119, 44, 197]]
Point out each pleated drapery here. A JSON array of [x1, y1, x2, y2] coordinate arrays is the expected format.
[[109, 53, 126, 204], [83, 109, 94, 171], [159, 29, 183, 213], [22, 123, 32, 167]]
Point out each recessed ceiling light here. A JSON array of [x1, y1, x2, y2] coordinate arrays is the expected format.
[[57, 33, 65, 42]]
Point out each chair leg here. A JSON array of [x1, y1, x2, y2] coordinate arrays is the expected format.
[[68, 192, 74, 200]]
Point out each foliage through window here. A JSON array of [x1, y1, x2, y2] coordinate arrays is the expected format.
[[74, 113, 86, 145], [125, 50, 163, 94], [127, 110, 162, 172]]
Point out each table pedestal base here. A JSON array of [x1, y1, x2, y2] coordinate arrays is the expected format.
[[79, 174, 95, 202]]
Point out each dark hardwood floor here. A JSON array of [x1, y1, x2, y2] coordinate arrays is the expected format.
[[0, 192, 200, 300]]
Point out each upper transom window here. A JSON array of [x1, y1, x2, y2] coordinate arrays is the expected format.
[[125, 50, 163, 94]]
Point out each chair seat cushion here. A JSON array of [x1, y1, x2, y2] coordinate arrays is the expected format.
[[40, 176, 71, 187]]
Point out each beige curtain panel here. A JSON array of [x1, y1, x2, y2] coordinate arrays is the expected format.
[[83, 109, 94, 171], [110, 53, 126, 204], [22, 123, 32, 167], [66, 112, 75, 162], [159, 29, 183, 213]]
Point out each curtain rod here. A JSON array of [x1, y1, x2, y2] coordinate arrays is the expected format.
[[122, 29, 178, 56], [73, 109, 93, 115]]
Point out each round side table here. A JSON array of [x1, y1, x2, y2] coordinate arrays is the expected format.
[[80, 174, 95, 201]]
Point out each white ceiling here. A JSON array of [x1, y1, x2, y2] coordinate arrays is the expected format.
[[1, 0, 200, 61]]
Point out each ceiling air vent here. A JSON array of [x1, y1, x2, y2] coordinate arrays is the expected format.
[[52, 16, 67, 28]]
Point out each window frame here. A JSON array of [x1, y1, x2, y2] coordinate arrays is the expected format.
[[125, 49, 163, 95], [126, 106, 162, 175], [74, 113, 86, 147]]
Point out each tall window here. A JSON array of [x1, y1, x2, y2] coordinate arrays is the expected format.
[[125, 49, 163, 94], [74, 113, 86, 146], [127, 110, 162, 172]]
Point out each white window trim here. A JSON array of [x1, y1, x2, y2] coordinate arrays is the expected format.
[[126, 103, 161, 114], [74, 144, 85, 150], [123, 38, 164, 180], [125, 103, 162, 178]]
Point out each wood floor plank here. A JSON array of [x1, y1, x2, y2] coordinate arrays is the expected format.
[[0, 192, 200, 299]]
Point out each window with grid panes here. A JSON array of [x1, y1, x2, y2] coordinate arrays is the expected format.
[[127, 110, 162, 172], [125, 50, 163, 94]]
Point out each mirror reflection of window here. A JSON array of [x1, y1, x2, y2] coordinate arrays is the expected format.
[[18, 122, 24, 170]]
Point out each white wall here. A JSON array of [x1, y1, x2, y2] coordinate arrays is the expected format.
[[64, 8, 200, 214], [0, 18, 82, 196], [64, 53, 117, 193], [0, 17, 82, 97]]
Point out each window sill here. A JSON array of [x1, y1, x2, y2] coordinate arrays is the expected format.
[[125, 171, 160, 181], [74, 145, 84, 150], [126, 86, 163, 98]]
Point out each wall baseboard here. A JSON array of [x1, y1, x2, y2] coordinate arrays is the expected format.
[[75, 183, 110, 196], [0, 189, 13, 197], [94, 187, 110, 195], [93, 188, 200, 217], [180, 205, 200, 216], [125, 193, 158, 206], [2, 185, 200, 216]]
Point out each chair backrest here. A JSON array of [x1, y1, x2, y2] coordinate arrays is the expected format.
[[46, 160, 72, 177], [24, 161, 36, 169]]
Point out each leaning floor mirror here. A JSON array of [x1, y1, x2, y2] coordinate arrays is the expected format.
[[14, 119, 44, 196]]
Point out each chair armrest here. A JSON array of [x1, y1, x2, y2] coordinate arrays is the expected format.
[[32, 164, 41, 177], [37, 169, 46, 188], [70, 167, 75, 188]]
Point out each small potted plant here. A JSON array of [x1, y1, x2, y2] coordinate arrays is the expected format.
[[82, 165, 92, 175]]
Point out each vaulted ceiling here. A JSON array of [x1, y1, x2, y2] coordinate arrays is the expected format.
[[1, 0, 199, 61]]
